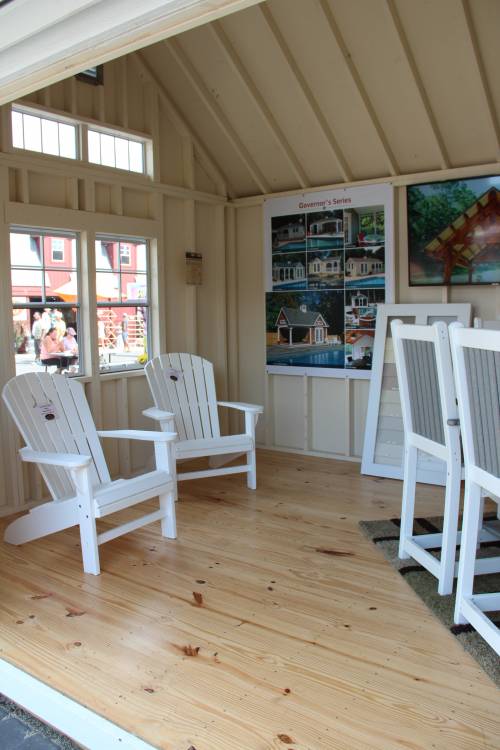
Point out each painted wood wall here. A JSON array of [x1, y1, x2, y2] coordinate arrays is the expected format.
[[0, 55, 229, 515], [231, 167, 500, 462]]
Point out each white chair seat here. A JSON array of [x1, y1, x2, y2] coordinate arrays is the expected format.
[[94, 470, 172, 516], [176, 434, 253, 460]]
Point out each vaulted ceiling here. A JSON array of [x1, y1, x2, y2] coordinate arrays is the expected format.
[[139, 0, 500, 198]]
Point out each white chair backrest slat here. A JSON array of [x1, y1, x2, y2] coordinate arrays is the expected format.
[[179, 353, 205, 439], [3, 373, 109, 501], [146, 353, 220, 440], [167, 352, 196, 439], [202, 357, 220, 438]]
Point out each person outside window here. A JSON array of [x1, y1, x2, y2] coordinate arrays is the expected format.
[[31, 312, 43, 362], [54, 309, 66, 341], [121, 313, 129, 351], [41, 327, 77, 373]]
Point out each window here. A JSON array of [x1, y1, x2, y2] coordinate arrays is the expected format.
[[88, 129, 145, 173], [95, 236, 149, 372], [51, 238, 64, 263], [10, 229, 81, 376], [76, 65, 104, 86], [11, 108, 77, 159]]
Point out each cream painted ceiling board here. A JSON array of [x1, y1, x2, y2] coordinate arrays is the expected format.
[[141, 44, 257, 196], [171, 25, 299, 193], [221, 5, 348, 189], [328, 0, 447, 174], [266, 0, 394, 182], [395, 0, 498, 167], [0, 0, 266, 106]]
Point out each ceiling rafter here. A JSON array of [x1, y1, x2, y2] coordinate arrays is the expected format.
[[317, 0, 399, 177], [385, 0, 450, 170], [460, 0, 500, 161], [258, 4, 353, 183], [134, 51, 233, 198], [165, 37, 271, 195], [211, 19, 310, 189]]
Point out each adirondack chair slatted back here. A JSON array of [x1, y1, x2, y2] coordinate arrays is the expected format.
[[145, 353, 220, 440], [3, 373, 110, 501], [401, 338, 445, 445]]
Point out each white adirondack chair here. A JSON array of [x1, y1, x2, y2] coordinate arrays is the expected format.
[[144, 353, 263, 489], [2, 372, 178, 575]]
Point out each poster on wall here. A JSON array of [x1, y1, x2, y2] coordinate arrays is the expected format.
[[264, 184, 393, 378], [408, 174, 500, 286]]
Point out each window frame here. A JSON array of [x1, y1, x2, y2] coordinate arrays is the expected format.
[[87, 126, 147, 175], [10, 226, 82, 375], [11, 105, 79, 161], [95, 234, 151, 374]]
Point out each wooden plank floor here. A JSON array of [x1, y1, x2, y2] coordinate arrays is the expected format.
[[0, 450, 498, 750]]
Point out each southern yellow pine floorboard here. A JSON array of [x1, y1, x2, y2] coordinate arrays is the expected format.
[[0, 450, 498, 750]]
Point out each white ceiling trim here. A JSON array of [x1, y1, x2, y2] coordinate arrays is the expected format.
[[0, 0, 265, 107]]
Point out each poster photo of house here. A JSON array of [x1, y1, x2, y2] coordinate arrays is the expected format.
[[306, 210, 344, 250], [272, 252, 307, 290], [307, 250, 344, 288], [345, 288, 384, 329], [407, 175, 500, 286], [272, 214, 307, 254], [345, 246, 385, 288], [266, 290, 344, 368], [345, 329, 375, 369]]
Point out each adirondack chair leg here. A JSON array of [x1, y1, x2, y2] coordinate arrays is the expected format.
[[455, 479, 482, 624], [4, 500, 78, 545], [72, 467, 100, 576], [399, 443, 417, 561], [159, 491, 176, 538], [438, 451, 461, 595], [154, 441, 177, 534]]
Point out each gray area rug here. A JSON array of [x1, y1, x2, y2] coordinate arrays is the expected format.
[[359, 514, 500, 688], [0, 695, 80, 749]]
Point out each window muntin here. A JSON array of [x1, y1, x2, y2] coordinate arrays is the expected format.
[[51, 238, 64, 263], [88, 129, 145, 173], [95, 237, 149, 372], [11, 109, 77, 159], [10, 230, 81, 376]]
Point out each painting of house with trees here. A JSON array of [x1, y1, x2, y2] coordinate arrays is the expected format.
[[408, 175, 500, 286]]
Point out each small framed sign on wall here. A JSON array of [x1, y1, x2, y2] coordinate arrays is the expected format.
[[264, 183, 394, 379]]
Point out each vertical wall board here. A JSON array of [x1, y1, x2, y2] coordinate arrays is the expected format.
[[99, 379, 120, 478], [164, 196, 189, 353], [272, 375, 305, 450], [352, 379, 370, 458], [310, 377, 346, 455], [122, 189, 150, 219], [127, 376, 154, 473], [194, 157, 219, 196], [94, 183, 112, 215], [158, 102, 185, 187]]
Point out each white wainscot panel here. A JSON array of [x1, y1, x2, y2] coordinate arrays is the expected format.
[[272, 375, 305, 450], [353, 378, 370, 458], [310, 377, 346, 455]]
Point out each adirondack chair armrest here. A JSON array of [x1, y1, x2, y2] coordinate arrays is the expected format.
[[97, 430, 177, 443], [142, 407, 176, 422], [217, 401, 264, 413], [19, 447, 92, 469]]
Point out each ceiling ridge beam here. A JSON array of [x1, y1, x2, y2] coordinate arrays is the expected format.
[[211, 19, 311, 189], [385, 0, 450, 170], [317, 0, 400, 176], [460, 0, 500, 161], [258, 5, 353, 183], [133, 51, 232, 198], [165, 37, 271, 195]]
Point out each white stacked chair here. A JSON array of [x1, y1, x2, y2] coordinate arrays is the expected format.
[[450, 323, 500, 654], [391, 320, 500, 595], [144, 353, 263, 489], [2, 372, 177, 575]]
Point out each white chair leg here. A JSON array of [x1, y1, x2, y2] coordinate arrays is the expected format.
[[455, 479, 482, 625], [399, 444, 417, 560], [247, 449, 257, 490], [73, 467, 100, 575], [159, 490, 176, 539], [438, 454, 461, 595]]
